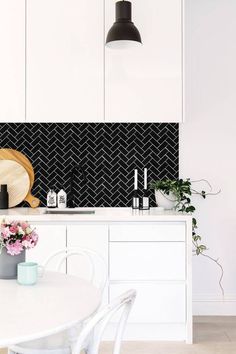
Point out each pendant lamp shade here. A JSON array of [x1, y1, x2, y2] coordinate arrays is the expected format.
[[106, 1, 142, 49]]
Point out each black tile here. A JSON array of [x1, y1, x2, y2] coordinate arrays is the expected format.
[[0, 123, 179, 207]]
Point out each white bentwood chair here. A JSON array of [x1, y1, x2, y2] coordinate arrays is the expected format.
[[8, 247, 107, 353], [9, 289, 136, 354], [42, 247, 107, 293]]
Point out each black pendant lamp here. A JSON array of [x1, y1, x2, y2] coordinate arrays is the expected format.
[[106, 0, 142, 49]]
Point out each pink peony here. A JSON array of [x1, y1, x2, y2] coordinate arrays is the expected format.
[[30, 230, 38, 244], [6, 240, 24, 256], [21, 222, 30, 230], [11, 221, 19, 228], [22, 236, 33, 248], [1, 227, 10, 239], [21, 230, 38, 249], [22, 239, 32, 248], [1, 220, 38, 254], [9, 225, 17, 234]]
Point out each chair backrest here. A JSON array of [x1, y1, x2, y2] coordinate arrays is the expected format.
[[73, 289, 136, 354], [42, 247, 107, 293]]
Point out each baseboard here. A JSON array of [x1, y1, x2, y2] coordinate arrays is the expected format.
[[193, 293, 236, 315]]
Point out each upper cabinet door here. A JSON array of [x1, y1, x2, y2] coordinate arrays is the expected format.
[[0, 1, 25, 122], [27, 0, 104, 122], [105, 0, 183, 123]]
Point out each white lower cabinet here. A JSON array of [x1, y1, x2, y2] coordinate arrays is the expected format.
[[106, 281, 186, 341], [107, 223, 190, 342], [110, 282, 186, 323], [109, 242, 185, 280], [67, 225, 109, 304], [25, 221, 191, 342], [26, 225, 66, 272], [109, 223, 185, 242]]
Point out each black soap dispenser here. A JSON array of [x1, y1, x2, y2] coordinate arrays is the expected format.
[[0, 184, 9, 209]]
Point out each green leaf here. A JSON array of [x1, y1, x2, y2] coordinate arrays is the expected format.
[[186, 206, 195, 213], [192, 218, 197, 226], [193, 235, 201, 241], [150, 178, 212, 258]]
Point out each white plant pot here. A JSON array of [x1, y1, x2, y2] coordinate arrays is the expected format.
[[155, 190, 177, 210]]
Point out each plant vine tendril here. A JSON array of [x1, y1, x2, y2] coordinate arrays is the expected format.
[[150, 178, 224, 296]]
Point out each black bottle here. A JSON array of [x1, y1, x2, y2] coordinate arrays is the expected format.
[[132, 169, 139, 209], [0, 184, 9, 209], [140, 189, 150, 210], [140, 168, 150, 210], [132, 190, 140, 209]]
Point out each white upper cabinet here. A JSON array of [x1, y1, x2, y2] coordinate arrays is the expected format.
[[26, 0, 104, 122], [105, 0, 183, 122], [0, 1, 25, 122], [1, 0, 183, 123]]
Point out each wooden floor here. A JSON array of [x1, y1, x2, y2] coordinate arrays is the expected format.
[[1, 317, 236, 354], [100, 317, 236, 354]]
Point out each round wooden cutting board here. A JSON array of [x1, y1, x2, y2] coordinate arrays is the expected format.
[[0, 149, 40, 208], [0, 160, 30, 208]]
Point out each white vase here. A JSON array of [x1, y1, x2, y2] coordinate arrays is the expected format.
[[155, 190, 177, 210]]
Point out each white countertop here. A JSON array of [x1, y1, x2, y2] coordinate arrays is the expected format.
[[0, 207, 192, 223]]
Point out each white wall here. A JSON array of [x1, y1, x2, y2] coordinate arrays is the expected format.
[[180, 0, 236, 314]]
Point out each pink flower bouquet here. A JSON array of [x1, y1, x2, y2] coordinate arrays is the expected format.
[[0, 221, 38, 256]]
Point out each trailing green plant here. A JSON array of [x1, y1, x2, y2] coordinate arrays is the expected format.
[[150, 178, 224, 295]]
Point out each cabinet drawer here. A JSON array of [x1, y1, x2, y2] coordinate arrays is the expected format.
[[109, 224, 185, 242], [109, 282, 186, 323], [109, 242, 185, 280]]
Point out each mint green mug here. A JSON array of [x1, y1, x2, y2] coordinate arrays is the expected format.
[[17, 262, 43, 285]]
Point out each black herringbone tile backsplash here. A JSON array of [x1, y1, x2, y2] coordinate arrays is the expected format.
[[0, 123, 178, 207]]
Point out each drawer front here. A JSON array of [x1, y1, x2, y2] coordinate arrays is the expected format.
[[109, 224, 185, 242], [109, 242, 185, 280], [109, 282, 186, 323]]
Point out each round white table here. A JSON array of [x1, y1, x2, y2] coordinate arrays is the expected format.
[[0, 271, 101, 348]]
